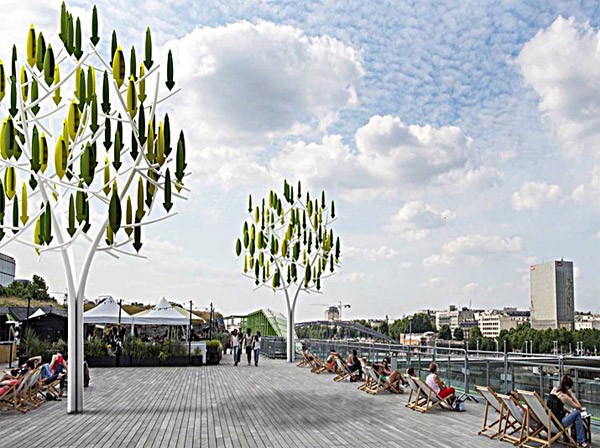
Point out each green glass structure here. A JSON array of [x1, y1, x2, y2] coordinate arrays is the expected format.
[[226, 308, 297, 338]]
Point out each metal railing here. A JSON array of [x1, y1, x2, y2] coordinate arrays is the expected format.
[[262, 337, 600, 421]]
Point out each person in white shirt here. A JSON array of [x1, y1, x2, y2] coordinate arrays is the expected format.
[[243, 329, 253, 366], [425, 362, 455, 399], [253, 331, 261, 366], [231, 329, 239, 366]]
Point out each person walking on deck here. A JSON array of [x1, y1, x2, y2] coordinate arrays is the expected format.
[[253, 332, 261, 366], [243, 328, 253, 366], [231, 329, 239, 366]]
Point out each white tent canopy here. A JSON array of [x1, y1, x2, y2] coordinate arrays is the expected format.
[[28, 308, 46, 319], [132, 297, 189, 326], [83, 296, 133, 325]]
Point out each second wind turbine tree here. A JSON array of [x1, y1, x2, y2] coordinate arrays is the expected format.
[[236, 180, 341, 362]]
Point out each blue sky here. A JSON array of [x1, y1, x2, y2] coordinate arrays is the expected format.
[[6, 0, 600, 320]]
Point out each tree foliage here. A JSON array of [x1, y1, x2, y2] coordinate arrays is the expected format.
[[389, 313, 435, 340], [0, 2, 187, 256], [236, 180, 341, 298], [453, 327, 464, 341], [466, 322, 600, 354], [438, 324, 452, 340], [0, 274, 51, 302]]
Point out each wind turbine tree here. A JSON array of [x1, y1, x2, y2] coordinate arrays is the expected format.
[[0, 2, 189, 413], [236, 180, 341, 362]]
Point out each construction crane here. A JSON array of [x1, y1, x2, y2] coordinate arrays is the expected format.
[[311, 301, 351, 321]]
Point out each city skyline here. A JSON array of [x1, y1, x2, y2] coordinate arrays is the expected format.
[[4, 1, 600, 321]]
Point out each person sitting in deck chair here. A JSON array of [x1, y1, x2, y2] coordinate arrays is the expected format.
[[324, 349, 339, 373], [347, 349, 363, 381], [301, 345, 314, 362], [426, 362, 454, 400], [548, 375, 589, 447], [373, 357, 403, 392]]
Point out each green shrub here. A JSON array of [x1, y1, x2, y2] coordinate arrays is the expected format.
[[23, 328, 53, 360], [84, 337, 108, 357]]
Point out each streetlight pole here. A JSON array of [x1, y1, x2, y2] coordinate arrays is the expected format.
[[188, 300, 193, 365], [409, 318, 413, 347], [209, 302, 213, 340]]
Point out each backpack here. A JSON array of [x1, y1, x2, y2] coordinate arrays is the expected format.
[[452, 392, 467, 412], [546, 394, 566, 421]]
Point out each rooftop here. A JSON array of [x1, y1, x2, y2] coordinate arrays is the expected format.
[[3, 355, 592, 447]]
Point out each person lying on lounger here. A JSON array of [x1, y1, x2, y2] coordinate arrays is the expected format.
[[373, 357, 403, 392]]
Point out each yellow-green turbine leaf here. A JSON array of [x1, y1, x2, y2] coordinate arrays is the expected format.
[[26, 25, 36, 67], [54, 135, 68, 179], [112, 46, 125, 87], [126, 75, 137, 118]]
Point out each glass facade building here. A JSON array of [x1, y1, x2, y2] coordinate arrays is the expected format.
[[0, 253, 15, 287]]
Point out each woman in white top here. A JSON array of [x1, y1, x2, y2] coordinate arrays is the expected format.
[[425, 362, 455, 399], [231, 329, 239, 366], [253, 331, 261, 367]]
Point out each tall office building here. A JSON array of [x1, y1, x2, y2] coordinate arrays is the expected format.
[[530, 260, 574, 330], [0, 253, 15, 286]]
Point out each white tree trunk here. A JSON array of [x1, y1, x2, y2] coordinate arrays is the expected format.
[[287, 307, 295, 363], [66, 285, 85, 413]]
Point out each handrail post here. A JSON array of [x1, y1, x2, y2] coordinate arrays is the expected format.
[[464, 348, 469, 394]]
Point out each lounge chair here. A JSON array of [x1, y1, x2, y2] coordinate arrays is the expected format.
[[496, 392, 541, 446], [402, 374, 425, 409], [411, 376, 454, 413], [333, 357, 352, 382], [358, 366, 375, 391], [0, 370, 33, 412], [475, 385, 504, 438], [364, 368, 401, 395], [516, 389, 577, 448]]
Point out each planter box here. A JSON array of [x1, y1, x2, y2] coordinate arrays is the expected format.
[[116, 355, 131, 367], [131, 356, 161, 367], [206, 347, 221, 365], [86, 355, 117, 367], [191, 356, 203, 366], [164, 356, 189, 367]]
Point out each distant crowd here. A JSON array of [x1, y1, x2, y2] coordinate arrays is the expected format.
[[225, 329, 262, 366]]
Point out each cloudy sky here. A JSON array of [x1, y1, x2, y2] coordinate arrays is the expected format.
[[5, 0, 600, 320]]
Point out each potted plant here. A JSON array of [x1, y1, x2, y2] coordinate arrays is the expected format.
[[191, 347, 203, 366], [206, 339, 222, 365], [85, 338, 115, 367]]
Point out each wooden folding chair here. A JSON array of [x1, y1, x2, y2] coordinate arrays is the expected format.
[[411, 376, 454, 413], [496, 392, 541, 446], [0, 370, 33, 413], [358, 366, 375, 391], [517, 389, 577, 448], [403, 374, 426, 409], [475, 385, 504, 438], [333, 357, 352, 382]]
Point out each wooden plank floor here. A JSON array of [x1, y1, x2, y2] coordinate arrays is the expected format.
[[0, 355, 589, 447]]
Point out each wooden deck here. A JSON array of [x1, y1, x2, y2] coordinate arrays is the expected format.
[[0, 355, 586, 447]]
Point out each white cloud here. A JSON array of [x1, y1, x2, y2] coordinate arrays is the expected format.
[[386, 200, 454, 241], [512, 181, 561, 210], [574, 266, 582, 279], [338, 272, 369, 283], [267, 115, 498, 202], [463, 282, 479, 294], [344, 245, 399, 261], [422, 277, 443, 288], [168, 20, 363, 143], [518, 16, 600, 154], [499, 149, 517, 162], [398, 261, 413, 269], [424, 235, 523, 267]]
